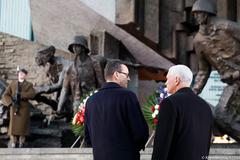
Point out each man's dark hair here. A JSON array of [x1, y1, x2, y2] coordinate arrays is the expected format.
[[104, 61, 123, 80]]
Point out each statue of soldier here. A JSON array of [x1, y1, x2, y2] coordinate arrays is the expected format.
[[192, 0, 240, 141], [35, 45, 72, 110], [57, 35, 105, 116]]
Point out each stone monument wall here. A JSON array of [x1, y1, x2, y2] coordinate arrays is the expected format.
[[0, 32, 72, 86]]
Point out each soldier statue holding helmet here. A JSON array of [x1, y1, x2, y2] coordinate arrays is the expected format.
[[192, 0, 240, 141], [33, 45, 72, 117], [35, 45, 72, 100]]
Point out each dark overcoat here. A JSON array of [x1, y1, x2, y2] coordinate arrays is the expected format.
[[85, 82, 149, 160], [152, 87, 213, 160], [1, 80, 36, 136]]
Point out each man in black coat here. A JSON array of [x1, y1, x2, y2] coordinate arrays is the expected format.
[[85, 61, 149, 160], [152, 65, 213, 160]]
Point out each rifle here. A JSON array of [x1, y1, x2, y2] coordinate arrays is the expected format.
[[12, 81, 21, 115]]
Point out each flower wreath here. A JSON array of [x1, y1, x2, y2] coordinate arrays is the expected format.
[[71, 89, 98, 136], [143, 84, 168, 130]]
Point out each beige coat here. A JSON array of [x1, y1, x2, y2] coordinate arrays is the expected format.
[[1, 80, 35, 136]]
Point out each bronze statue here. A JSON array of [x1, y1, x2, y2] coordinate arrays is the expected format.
[[35, 45, 72, 110], [192, 0, 240, 141], [57, 35, 105, 115], [35, 46, 72, 97]]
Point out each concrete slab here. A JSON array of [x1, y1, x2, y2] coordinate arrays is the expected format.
[[0, 146, 239, 160]]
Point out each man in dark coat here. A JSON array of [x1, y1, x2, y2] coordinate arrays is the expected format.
[[85, 61, 149, 160], [151, 65, 213, 160]]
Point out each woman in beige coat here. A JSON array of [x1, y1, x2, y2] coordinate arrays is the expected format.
[[1, 69, 35, 147]]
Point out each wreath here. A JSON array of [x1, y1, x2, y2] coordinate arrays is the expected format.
[[143, 85, 168, 130], [71, 89, 98, 136]]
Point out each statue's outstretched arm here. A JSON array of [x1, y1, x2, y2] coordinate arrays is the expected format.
[[192, 48, 211, 94], [46, 70, 65, 93], [57, 70, 70, 113]]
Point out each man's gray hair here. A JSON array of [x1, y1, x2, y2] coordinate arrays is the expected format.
[[168, 65, 193, 86]]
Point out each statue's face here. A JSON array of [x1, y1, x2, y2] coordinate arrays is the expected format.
[[193, 11, 208, 25], [72, 44, 85, 55]]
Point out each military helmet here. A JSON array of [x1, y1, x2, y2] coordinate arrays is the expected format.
[[192, 0, 217, 15], [37, 45, 56, 54], [68, 35, 90, 54], [35, 45, 56, 66]]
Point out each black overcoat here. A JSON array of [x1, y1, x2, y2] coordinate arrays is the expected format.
[[85, 82, 149, 160], [152, 87, 213, 160]]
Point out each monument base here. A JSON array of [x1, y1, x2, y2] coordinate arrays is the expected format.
[[0, 144, 239, 160]]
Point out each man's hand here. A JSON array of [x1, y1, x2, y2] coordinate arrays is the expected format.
[[220, 71, 239, 84], [221, 75, 233, 84], [56, 108, 62, 115], [216, 23, 228, 30]]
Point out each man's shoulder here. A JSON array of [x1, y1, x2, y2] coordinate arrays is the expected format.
[[117, 89, 139, 103], [24, 81, 34, 87], [117, 87, 136, 96], [166, 90, 194, 104], [98, 86, 136, 98], [169, 90, 210, 107], [8, 80, 17, 88]]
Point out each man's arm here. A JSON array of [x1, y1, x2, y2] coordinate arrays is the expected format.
[[126, 92, 149, 151], [84, 102, 92, 147], [151, 98, 176, 160]]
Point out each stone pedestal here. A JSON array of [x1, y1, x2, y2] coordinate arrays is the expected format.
[[0, 145, 239, 160]]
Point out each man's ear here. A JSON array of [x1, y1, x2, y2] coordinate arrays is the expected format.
[[175, 76, 180, 85], [113, 71, 118, 79]]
